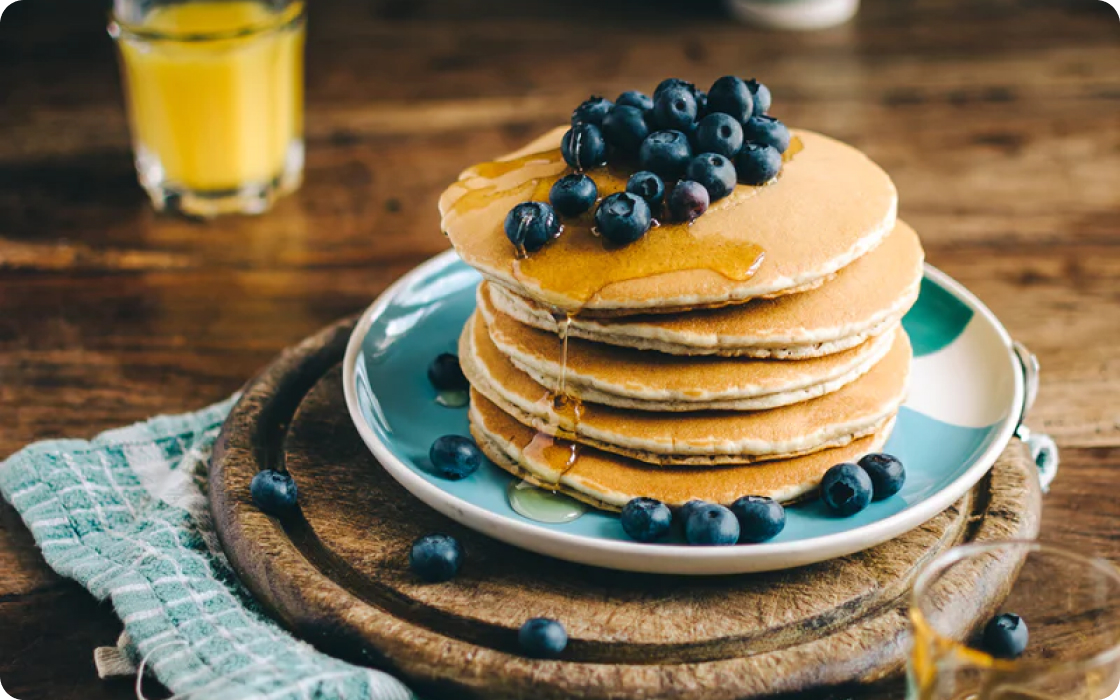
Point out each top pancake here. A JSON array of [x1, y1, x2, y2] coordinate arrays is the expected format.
[[440, 128, 898, 316]]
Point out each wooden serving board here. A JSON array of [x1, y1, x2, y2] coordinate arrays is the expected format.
[[209, 317, 1042, 700]]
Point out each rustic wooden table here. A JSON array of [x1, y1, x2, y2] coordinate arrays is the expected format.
[[1, 0, 1117, 698]]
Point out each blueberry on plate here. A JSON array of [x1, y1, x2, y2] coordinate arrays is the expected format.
[[504, 201, 561, 253], [250, 469, 299, 517], [519, 617, 568, 658], [730, 496, 786, 543], [742, 115, 791, 153], [601, 104, 651, 156], [858, 453, 906, 500], [638, 130, 693, 180], [706, 75, 754, 122], [571, 96, 613, 126], [981, 613, 1029, 659], [561, 123, 608, 171], [616, 89, 654, 113], [653, 77, 697, 102], [694, 113, 744, 159], [427, 352, 467, 392], [735, 143, 782, 185], [745, 79, 772, 114], [429, 435, 483, 480], [685, 503, 740, 545], [820, 462, 873, 516], [667, 180, 710, 223], [625, 171, 666, 211], [594, 192, 652, 246], [651, 85, 699, 132], [679, 499, 708, 525], [685, 153, 737, 201], [620, 497, 673, 543], [409, 533, 463, 583], [549, 173, 598, 218]]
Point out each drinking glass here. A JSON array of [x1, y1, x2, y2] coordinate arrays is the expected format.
[[109, 0, 306, 216], [910, 541, 1120, 700]]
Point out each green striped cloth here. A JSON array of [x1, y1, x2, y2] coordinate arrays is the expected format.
[[0, 397, 414, 700]]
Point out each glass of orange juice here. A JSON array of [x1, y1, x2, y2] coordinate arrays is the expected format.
[[109, 0, 306, 217], [909, 541, 1120, 700]]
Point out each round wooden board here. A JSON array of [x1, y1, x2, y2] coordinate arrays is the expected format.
[[210, 317, 1042, 700]]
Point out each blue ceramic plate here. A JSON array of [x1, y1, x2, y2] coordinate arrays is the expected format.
[[343, 251, 1023, 575]]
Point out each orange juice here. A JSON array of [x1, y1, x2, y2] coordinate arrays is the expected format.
[[114, 1, 304, 205]]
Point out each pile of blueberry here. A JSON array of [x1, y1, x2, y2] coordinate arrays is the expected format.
[[505, 76, 792, 254]]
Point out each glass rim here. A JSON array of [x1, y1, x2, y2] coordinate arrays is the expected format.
[[107, 1, 305, 43], [911, 539, 1120, 675]]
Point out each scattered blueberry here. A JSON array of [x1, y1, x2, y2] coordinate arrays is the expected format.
[[694, 113, 744, 159], [651, 85, 699, 132], [519, 618, 568, 658], [684, 503, 740, 546], [429, 435, 483, 480], [746, 79, 772, 114], [730, 496, 786, 543], [742, 115, 791, 153], [638, 130, 693, 180], [625, 171, 666, 211], [409, 533, 463, 583], [858, 453, 906, 500], [820, 462, 874, 516], [667, 180, 710, 223], [549, 173, 598, 218], [571, 96, 613, 126], [594, 192, 652, 246], [601, 104, 651, 156], [250, 469, 299, 517], [706, 75, 754, 122], [981, 613, 1029, 659], [427, 352, 467, 392], [620, 497, 673, 543], [685, 153, 737, 201], [504, 201, 561, 253], [653, 77, 697, 102], [735, 143, 783, 185], [616, 90, 654, 113], [561, 123, 608, 171]]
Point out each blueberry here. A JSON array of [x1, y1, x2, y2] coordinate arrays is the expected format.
[[561, 123, 608, 171], [735, 143, 783, 185], [651, 86, 699, 132], [504, 201, 561, 253], [625, 171, 666, 211], [981, 613, 1028, 659], [746, 79, 772, 114], [594, 192, 652, 246], [429, 435, 483, 480], [820, 462, 873, 516], [695, 90, 708, 118], [685, 153, 737, 201], [409, 533, 463, 583], [250, 469, 299, 517], [742, 115, 791, 153], [571, 96, 613, 126], [549, 173, 598, 218], [519, 618, 567, 658], [684, 503, 740, 546], [729, 496, 786, 543], [653, 78, 698, 102], [427, 352, 467, 392], [858, 453, 906, 500], [601, 105, 650, 156], [620, 497, 673, 542], [638, 130, 693, 180], [679, 499, 708, 525], [694, 113, 744, 159], [616, 90, 653, 113], [706, 75, 754, 122], [667, 180, 710, 223]]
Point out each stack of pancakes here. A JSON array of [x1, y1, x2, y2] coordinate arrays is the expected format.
[[440, 127, 924, 512]]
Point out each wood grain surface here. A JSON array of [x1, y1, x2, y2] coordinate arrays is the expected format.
[[1, 0, 1118, 697]]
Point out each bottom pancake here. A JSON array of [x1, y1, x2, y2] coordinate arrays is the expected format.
[[470, 390, 893, 510]]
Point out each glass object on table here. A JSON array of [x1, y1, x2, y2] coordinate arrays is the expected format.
[[910, 541, 1120, 700], [108, 0, 306, 217]]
